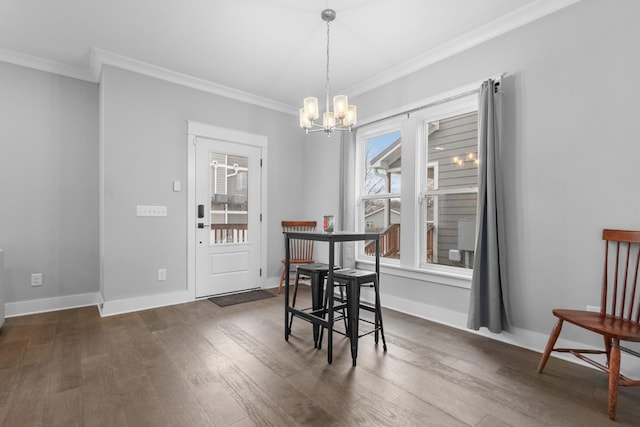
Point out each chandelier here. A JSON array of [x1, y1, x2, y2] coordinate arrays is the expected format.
[[299, 9, 356, 135]]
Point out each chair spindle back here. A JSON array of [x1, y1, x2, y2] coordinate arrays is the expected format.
[[282, 221, 317, 261], [602, 229, 640, 321]]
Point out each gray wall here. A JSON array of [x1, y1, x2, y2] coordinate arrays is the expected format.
[[303, 0, 640, 344], [2, 0, 639, 352], [0, 62, 99, 303], [101, 66, 304, 302]]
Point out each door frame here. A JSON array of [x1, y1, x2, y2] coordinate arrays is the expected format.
[[187, 121, 268, 299]]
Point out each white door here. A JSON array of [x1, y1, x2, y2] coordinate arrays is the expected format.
[[195, 138, 261, 297]]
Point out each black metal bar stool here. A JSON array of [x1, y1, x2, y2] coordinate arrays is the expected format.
[[289, 262, 341, 346], [320, 268, 387, 366]]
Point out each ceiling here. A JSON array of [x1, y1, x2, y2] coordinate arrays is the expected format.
[[0, 0, 579, 113]]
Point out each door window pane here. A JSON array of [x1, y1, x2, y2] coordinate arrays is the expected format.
[[209, 152, 248, 244]]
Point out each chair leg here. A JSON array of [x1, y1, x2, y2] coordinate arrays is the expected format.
[[604, 336, 612, 367], [339, 286, 348, 334], [538, 319, 564, 373], [316, 280, 335, 349], [372, 276, 387, 352], [288, 269, 301, 332], [317, 282, 347, 349], [371, 283, 379, 344], [346, 280, 361, 366], [608, 339, 621, 420], [278, 264, 286, 294]]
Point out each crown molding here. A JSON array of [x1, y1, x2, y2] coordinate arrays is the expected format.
[[343, 0, 582, 98], [89, 47, 298, 116], [0, 48, 94, 82], [0, 46, 297, 116], [0, 0, 580, 116]]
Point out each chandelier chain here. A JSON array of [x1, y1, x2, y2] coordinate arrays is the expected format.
[[325, 18, 331, 113]]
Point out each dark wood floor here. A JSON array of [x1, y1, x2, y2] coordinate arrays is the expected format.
[[1, 287, 640, 426]]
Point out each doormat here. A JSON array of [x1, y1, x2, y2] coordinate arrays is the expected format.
[[208, 289, 276, 307]]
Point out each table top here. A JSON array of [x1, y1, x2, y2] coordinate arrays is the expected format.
[[284, 230, 380, 242]]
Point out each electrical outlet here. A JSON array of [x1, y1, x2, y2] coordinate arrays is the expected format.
[[157, 268, 167, 281], [31, 273, 43, 287]]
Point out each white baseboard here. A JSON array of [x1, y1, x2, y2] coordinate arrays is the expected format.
[[379, 291, 640, 377], [98, 289, 194, 317], [5, 292, 101, 317], [381, 292, 564, 352], [4, 289, 195, 319]]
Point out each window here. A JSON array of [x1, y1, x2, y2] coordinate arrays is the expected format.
[[356, 92, 478, 275], [361, 129, 401, 260]]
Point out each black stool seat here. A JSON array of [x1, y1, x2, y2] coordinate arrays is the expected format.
[[333, 268, 376, 280], [322, 268, 387, 366], [298, 263, 335, 273]]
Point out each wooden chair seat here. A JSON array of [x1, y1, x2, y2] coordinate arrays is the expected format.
[[284, 258, 314, 265], [553, 309, 640, 341], [538, 229, 640, 420]]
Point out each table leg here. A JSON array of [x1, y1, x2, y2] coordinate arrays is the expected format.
[[327, 242, 334, 364]]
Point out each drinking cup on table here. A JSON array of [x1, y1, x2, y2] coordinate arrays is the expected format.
[[323, 215, 334, 233]]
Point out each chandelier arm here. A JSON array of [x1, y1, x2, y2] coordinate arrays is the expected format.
[[305, 126, 352, 134]]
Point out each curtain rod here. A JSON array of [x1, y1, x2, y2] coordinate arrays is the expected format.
[[354, 76, 502, 131]]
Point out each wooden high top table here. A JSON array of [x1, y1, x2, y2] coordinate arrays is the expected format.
[[283, 231, 380, 364]]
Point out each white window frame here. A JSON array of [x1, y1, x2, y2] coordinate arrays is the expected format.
[[355, 118, 404, 267], [354, 90, 478, 289]]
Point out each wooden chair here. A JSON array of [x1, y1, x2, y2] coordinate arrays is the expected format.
[[278, 221, 317, 293], [538, 229, 640, 420]]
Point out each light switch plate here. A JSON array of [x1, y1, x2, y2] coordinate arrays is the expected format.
[[137, 205, 167, 216]]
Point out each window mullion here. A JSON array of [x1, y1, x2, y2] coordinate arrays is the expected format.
[[400, 117, 417, 268]]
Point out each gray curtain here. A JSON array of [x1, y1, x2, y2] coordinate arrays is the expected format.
[[339, 131, 357, 269], [467, 78, 510, 333]]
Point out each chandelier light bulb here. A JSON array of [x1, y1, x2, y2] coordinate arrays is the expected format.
[[299, 108, 312, 128], [333, 95, 348, 119], [323, 111, 336, 130], [303, 97, 319, 120], [345, 105, 357, 126]]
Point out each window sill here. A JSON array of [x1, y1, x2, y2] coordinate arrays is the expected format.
[[355, 259, 472, 289]]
